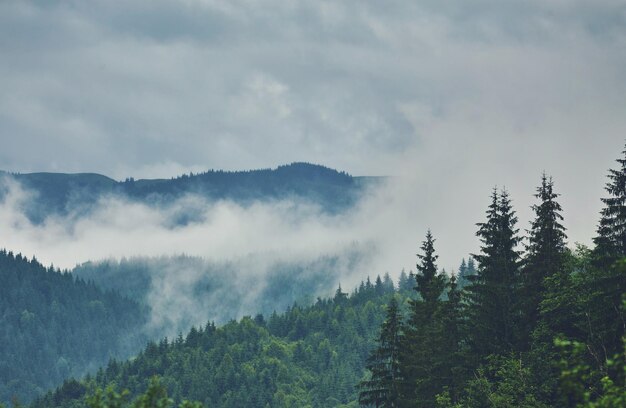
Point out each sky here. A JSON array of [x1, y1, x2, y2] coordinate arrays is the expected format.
[[1, 1, 626, 278]]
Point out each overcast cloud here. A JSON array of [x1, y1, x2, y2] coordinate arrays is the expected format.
[[1, 1, 626, 272]]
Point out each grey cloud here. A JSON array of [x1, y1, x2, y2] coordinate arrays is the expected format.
[[1, 0, 625, 271], [2, 1, 623, 176]]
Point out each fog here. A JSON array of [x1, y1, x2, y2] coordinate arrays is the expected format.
[[1, 0, 624, 297], [0, 141, 620, 336]]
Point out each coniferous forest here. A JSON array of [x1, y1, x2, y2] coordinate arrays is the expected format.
[[3, 2, 625, 407], [4, 146, 621, 408]]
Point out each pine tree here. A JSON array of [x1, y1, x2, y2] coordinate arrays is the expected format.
[[466, 188, 523, 358], [399, 230, 447, 407], [359, 297, 403, 407], [520, 174, 567, 349], [593, 144, 626, 265]]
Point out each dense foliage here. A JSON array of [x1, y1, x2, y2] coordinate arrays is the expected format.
[[7, 149, 626, 407], [33, 273, 412, 408], [0, 251, 148, 404]]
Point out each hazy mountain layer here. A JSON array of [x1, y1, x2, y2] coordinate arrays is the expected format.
[[0, 163, 379, 224], [72, 249, 372, 339]]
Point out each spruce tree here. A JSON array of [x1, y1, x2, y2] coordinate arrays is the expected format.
[[467, 257, 477, 275], [520, 174, 567, 349], [594, 144, 626, 265], [458, 259, 467, 285], [466, 188, 523, 358], [457, 258, 476, 288], [399, 230, 447, 407], [437, 274, 467, 403], [359, 297, 403, 407], [397, 270, 410, 293], [414, 230, 446, 306], [583, 145, 626, 371]]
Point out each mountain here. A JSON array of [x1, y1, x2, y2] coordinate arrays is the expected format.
[[0, 250, 149, 404], [0, 163, 381, 224]]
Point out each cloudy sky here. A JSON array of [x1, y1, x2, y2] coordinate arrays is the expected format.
[[1, 1, 626, 272]]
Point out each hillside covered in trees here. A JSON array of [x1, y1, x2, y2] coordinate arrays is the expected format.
[[34, 273, 415, 407], [0, 251, 149, 404], [30, 145, 626, 408], [0, 163, 378, 224], [2, 145, 625, 407], [71, 252, 366, 337]]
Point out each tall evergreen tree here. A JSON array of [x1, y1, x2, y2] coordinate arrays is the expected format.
[[414, 230, 446, 306], [466, 257, 476, 275], [399, 230, 447, 407], [582, 144, 626, 372], [438, 274, 467, 403], [457, 258, 476, 288], [466, 188, 523, 358], [359, 297, 404, 408], [593, 144, 626, 265], [397, 269, 411, 293], [520, 174, 567, 348], [458, 259, 467, 282]]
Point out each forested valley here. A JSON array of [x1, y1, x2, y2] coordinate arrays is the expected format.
[[1, 146, 625, 407]]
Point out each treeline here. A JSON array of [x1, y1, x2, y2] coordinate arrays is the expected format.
[[0, 251, 149, 404], [34, 273, 414, 407], [359, 149, 626, 407], [5, 162, 369, 224]]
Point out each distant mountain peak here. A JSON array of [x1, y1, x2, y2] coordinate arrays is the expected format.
[[0, 163, 377, 223]]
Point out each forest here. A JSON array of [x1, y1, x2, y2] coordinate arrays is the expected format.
[[0, 146, 624, 407], [0, 251, 148, 403], [3, 1, 623, 407], [356, 148, 626, 407]]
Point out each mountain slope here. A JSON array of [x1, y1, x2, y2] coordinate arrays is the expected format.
[[0, 250, 149, 404], [34, 276, 411, 408], [71, 251, 368, 337]]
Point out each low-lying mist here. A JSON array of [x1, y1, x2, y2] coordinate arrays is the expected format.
[[73, 251, 370, 338], [0, 174, 439, 337]]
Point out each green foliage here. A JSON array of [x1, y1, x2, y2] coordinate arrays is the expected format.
[[85, 377, 201, 408], [557, 334, 626, 407], [446, 355, 549, 408]]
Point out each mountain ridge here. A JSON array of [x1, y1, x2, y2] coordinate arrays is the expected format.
[[0, 163, 383, 224]]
